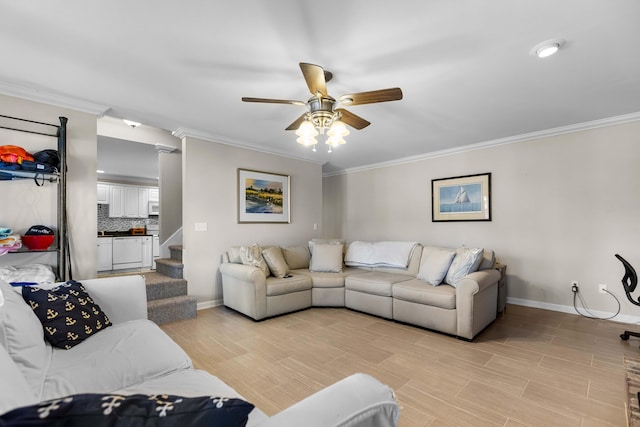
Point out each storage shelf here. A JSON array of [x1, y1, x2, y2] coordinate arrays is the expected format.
[[0, 169, 59, 182]]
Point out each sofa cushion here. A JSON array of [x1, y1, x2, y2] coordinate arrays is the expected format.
[[309, 243, 344, 273], [281, 245, 311, 270], [265, 275, 312, 297], [0, 392, 254, 427], [417, 247, 456, 286], [42, 319, 193, 400], [0, 279, 51, 396], [478, 249, 496, 270], [308, 238, 345, 255], [21, 281, 112, 349], [262, 246, 290, 278], [0, 344, 38, 416], [296, 267, 368, 288], [345, 272, 413, 297], [239, 243, 270, 277], [393, 279, 456, 309], [445, 247, 484, 287]]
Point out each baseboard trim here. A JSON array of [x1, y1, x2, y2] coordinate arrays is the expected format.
[[507, 297, 640, 325], [197, 299, 223, 311]]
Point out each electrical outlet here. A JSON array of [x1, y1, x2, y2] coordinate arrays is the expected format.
[[571, 281, 579, 293], [598, 284, 607, 294]]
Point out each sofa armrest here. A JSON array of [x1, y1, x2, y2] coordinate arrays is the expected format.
[[256, 373, 399, 427], [455, 269, 500, 340], [219, 262, 268, 320], [77, 275, 148, 324]]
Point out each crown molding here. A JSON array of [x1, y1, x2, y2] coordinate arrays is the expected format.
[[324, 111, 640, 177], [0, 80, 110, 116], [172, 127, 325, 165]]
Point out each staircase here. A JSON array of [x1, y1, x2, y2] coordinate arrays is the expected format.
[[144, 245, 197, 324]]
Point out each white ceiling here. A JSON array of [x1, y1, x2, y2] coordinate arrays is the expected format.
[[1, 1, 639, 174]]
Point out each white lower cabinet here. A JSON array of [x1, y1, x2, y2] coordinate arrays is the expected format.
[[97, 237, 113, 271], [142, 236, 153, 269]]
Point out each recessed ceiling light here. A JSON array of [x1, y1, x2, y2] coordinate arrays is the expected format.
[[530, 39, 565, 58]]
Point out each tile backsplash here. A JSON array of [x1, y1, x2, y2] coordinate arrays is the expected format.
[[98, 204, 158, 232]]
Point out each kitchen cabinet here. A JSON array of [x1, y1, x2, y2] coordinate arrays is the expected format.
[[142, 236, 153, 268], [108, 185, 124, 217], [97, 237, 113, 271], [97, 183, 110, 204], [104, 183, 156, 218], [148, 188, 159, 202], [138, 188, 149, 218]]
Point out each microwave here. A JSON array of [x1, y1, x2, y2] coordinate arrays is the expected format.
[[148, 201, 160, 216]]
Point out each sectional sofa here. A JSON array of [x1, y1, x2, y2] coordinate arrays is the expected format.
[[0, 275, 399, 426], [220, 240, 501, 340]]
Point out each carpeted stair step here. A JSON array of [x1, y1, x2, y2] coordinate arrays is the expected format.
[[144, 272, 188, 302], [155, 258, 184, 279], [147, 295, 197, 325], [169, 245, 183, 262]]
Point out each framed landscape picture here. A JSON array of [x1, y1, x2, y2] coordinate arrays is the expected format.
[[238, 169, 290, 223], [432, 173, 491, 222]]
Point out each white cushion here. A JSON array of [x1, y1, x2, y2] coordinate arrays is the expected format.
[[239, 243, 270, 277], [42, 319, 192, 400], [262, 246, 290, 278], [417, 247, 456, 286], [310, 244, 344, 273], [0, 344, 38, 415], [0, 279, 51, 394], [444, 247, 484, 287]]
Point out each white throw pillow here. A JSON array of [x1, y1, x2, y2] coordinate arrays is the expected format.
[[417, 247, 456, 286], [310, 243, 344, 273], [444, 247, 484, 287], [262, 246, 290, 278], [239, 243, 270, 277]]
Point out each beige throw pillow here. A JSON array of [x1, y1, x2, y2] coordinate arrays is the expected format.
[[282, 245, 311, 270], [417, 247, 456, 286], [239, 243, 270, 277], [444, 247, 484, 287], [262, 246, 290, 278], [309, 243, 344, 273]]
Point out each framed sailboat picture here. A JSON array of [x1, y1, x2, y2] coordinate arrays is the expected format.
[[431, 173, 491, 222], [238, 169, 290, 223]]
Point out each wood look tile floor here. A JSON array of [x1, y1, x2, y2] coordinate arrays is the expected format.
[[160, 304, 638, 426]]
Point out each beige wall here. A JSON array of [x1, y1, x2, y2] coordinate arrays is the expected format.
[[0, 94, 97, 279], [324, 120, 640, 319], [181, 137, 323, 305]]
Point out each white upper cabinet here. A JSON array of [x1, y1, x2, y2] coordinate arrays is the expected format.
[[102, 182, 157, 218], [97, 183, 110, 204]]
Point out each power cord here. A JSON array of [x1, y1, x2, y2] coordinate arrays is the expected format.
[[572, 287, 621, 320]]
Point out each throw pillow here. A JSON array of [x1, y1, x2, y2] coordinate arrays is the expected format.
[[309, 243, 344, 273], [281, 245, 311, 270], [262, 246, 290, 278], [444, 247, 485, 287], [239, 244, 270, 277], [417, 247, 456, 286], [0, 393, 254, 427], [21, 281, 112, 349]]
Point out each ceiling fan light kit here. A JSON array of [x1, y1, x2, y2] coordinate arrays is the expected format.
[[242, 62, 402, 153]]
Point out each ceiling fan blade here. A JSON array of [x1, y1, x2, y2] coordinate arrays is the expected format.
[[336, 108, 370, 130], [242, 97, 305, 106], [300, 63, 327, 97], [339, 88, 403, 106], [285, 113, 307, 131]]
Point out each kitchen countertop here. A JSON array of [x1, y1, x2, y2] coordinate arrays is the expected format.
[[97, 232, 155, 237]]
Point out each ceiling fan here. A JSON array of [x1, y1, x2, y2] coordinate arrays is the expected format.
[[242, 63, 403, 151]]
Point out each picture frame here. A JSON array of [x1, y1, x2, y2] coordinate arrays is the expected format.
[[238, 168, 290, 223], [432, 172, 491, 222]]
